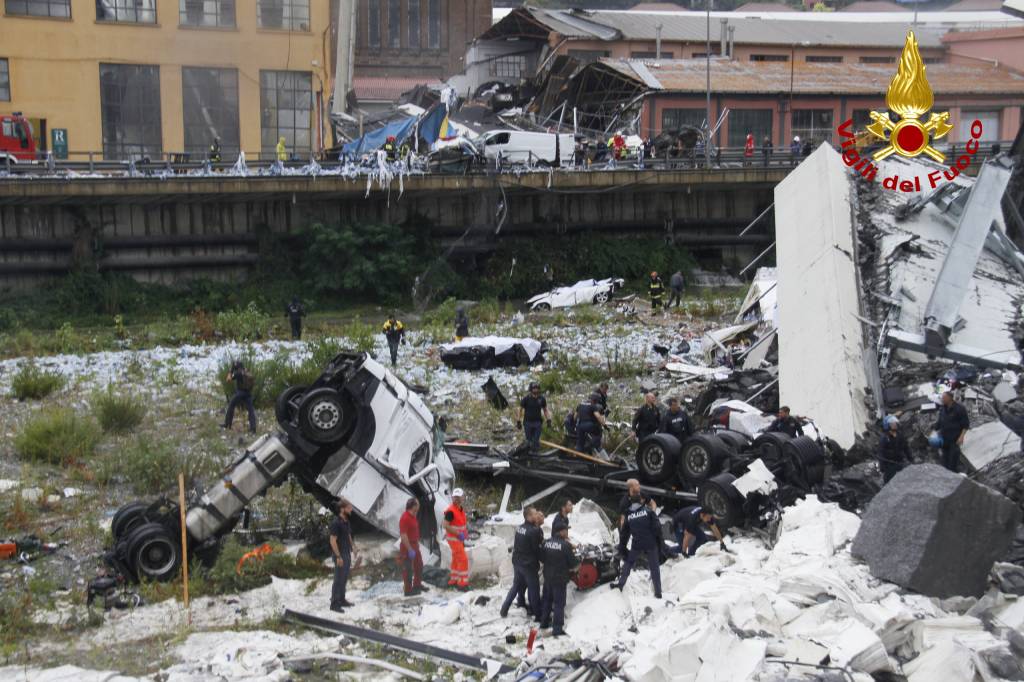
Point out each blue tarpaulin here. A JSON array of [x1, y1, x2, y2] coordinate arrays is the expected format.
[[342, 117, 416, 156], [417, 104, 449, 147]]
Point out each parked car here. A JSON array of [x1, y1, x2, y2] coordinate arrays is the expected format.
[[427, 138, 483, 174], [480, 130, 574, 166], [527, 277, 625, 311]]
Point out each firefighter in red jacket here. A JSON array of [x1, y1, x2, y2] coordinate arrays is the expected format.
[[444, 488, 470, 589]]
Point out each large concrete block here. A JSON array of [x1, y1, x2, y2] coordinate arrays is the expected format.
[[851, 464, 1021, 598]]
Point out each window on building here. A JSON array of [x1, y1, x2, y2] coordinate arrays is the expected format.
[[427, 0, 440, 49], [182, 67, 239, 157], [691, 46, 720, 58], [96, 0, 156, 23], [806, 55, 842, 63], [180, 0, 235, 28], [728, 109, 772, 148], [100, 63, 162, 160], [387, 0, 400, 48], [792, 109, 834, 145], [749, 54, 788, 62], [257, 0, 309, 31], [260, 70, 312, 159], [662, 108, 706, 133], [408, 0, 420, 49], [568, 49, 611, 64], [630, 51, 674, 59], [961, 110, 999, 142], [860, 56, 895, 64], [923, 57, 941, 65], [851, 109, 877, 133], [0, 59, 9, 101], [368, 0, 380, 48], [489, 55, 527, 79], [4, 0, 70, 17]]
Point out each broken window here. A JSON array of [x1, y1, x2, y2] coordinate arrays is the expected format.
[[749, 54, 788, 62], [568, 49, 611, 64], [728, 109, 772, 148], [179, 0, 235, 28], [99, 63, 162, 160], [427, 0, 440, 49], [4, 0, 70, 17], [792, 109, 834, 145], [96, 0, 156, 23], [387, 0, 400, 48], [260, 70, 312, 159], [182, 67, 239, 157], [408, 0, 420, 48], [662, 108, 705, 132], [257, 0, 309, 31], [0, 59, 9, 101], [489, 55, 526, 79], [368, 0, 380, 48]]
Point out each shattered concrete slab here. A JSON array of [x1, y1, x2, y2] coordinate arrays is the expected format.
[[962, 419, 1020, 471], [774, 144, 871, 450]]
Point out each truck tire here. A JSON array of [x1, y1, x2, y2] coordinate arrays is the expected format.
[[678, 434, 727, 484], [636, 434, 681, 484], [274, 385, 307, 428], [111, 502, 150, 542], [782, 437, 826, 489], [752, 432, 792, 465], [297, 388, 354, 444], [698, 473, 744, 529], [125, 522, 181, 582], [713, 430, 752, 455]]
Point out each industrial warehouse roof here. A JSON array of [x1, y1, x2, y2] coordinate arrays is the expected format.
[[593, 57, 1024, 96], [482, 7, 957, 48]]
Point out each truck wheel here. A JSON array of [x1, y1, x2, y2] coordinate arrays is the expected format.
[[781, 437, 826, 489], [713, 429, 751, 454], [297, 388, 354, 444], [594, 291, 610, 304], [699, 473, 744, 529], [636, 434, 681, 484], [752, 432, 792, 465], [679, 434, 727, 483], [111, 502, 150, 541], [274, 385, 307, 427], [126, 522, 181, 582]]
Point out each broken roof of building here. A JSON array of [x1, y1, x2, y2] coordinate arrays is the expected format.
[[481, 6, 958, 48], [353, 76, 445, 104], [588, 57, 1024, 97]]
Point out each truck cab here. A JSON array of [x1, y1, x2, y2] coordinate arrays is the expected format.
[[0, 113, 36, 164]]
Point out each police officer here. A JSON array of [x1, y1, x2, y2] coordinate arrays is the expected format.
[[383, 135, 398, 161], [648, 272, 665, 313], [768, 406, 804, 438], [382, 313, 405, 367], [878, 415, 910, 484], [501, 506, 544, 619], [933, 391, 970, 473], [517, 382, 551, 453], [674, 505, 726, 557], [659, 397, 693, 441], [617, 478, 645, 529], [329, 498, 356, 612], [285, 297, 306, 340], [575, 392, 607, 454], [539, 517, 578, 637], [209, 136, 221, 163], [632, 393, 661, 441], [612, 496, 662, 598]]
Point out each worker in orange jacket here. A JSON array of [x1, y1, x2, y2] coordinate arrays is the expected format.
[[444, 488, 470, 589]]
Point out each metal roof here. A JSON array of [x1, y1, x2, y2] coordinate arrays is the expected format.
[[352, 77, 443, 103], [596, 57, 1024, 96]]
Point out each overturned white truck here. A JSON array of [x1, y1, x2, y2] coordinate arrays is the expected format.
[[104, 352, 456, 582]]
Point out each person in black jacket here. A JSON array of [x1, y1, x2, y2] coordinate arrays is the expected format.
[[285, 297, 306, 340], [500, 506, 544, 619], [612, 496, 662, 598], [575, 393, 607, 454], [648, 272, 665, 313], [381, 313, 406, 367], [454, 307, 470, 341], [222, 361, 257, 433], [518, 383, 551, 453], [594, 382, 610, 414], [658, 398, 693, 441], [539, 518, 578, 636], [632, 393, 661, 441], [933, 392, 970, 472], [878, 415, 911, 483], [768, 406, 804, 438], [674, 505, 725, 557]]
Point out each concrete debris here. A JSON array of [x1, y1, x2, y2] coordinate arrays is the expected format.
[[991, 562, 1024, 595], [732, 458, 778, 498], [852, 464, 1022, 598], [961, 420, 1020, 472]]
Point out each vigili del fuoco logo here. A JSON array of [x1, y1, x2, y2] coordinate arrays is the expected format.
[[835, 31, 984, 192]]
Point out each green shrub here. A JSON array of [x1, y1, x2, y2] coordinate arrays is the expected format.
[[10, 363, 65, 400], [15, 409, 102, 466], [92, 386, 147, 433], [143, 315, 196, 345], [111, 438, 184, 495], [306, 337, 346, 369], [217, 350, 323, 409], [338, 317, 376, 353], [215, 302, 271, 341], [193, 537, 327, 596]]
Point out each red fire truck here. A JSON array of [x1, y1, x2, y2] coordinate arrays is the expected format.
[[0, 112, 37, 164]]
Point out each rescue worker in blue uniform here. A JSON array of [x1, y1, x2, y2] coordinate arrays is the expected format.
[[612, 495, 663, 598], [658, 397, 694, 440], [575, 392, 607, 454], [500, 506, 544, 619], [674, 505, 726, 557], [539, 517, 578, 637], [878, 414, 910, 484]]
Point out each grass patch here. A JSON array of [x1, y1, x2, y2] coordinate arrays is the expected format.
[[10, 363, 65, 400], [14, 408, 102, 467], [337, 317, 376, 353], [214, 302, 273, 341], [0, 572, 60, 653], [91, 385, 147, 433], [216, 351, 322, 409], [95, 436, 217, 495]]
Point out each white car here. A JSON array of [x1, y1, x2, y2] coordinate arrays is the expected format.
[[528, 278, 625, 311]]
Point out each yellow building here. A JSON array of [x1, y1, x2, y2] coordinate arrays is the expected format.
[[0, 0, 335, 160]]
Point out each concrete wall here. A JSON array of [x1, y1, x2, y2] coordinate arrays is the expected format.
[[943, 26, 1024, 74]]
